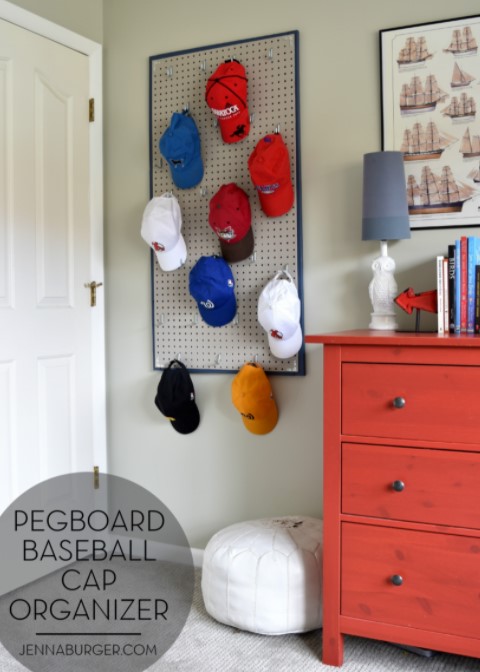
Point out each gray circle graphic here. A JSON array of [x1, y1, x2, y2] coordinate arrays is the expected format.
[[0, 472, 195, 672]]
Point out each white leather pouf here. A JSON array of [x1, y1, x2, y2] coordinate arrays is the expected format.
[[201, 516, 323, 635]]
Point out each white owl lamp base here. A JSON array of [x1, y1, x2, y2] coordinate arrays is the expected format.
[[368, 240, 398, 330]]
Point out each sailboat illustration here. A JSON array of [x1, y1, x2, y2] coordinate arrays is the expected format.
[[400, 122, 456, 161], [397, 36, 433, 67], [441, 92, 476, 121], [400, 75, 448, 114], [460, 128, 480, 158], [468, 162, 480, 183], [444, 26, 478, 56], [451, 62, 475, 88], [407, 165, 475, 214]]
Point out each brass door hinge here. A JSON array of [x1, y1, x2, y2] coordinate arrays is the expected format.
[[89, 98, 95, 122], [93, 466, 99, 489], [84, 280, 103, 307]]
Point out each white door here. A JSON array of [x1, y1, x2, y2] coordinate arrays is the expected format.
[[0, 14, 106, 512]]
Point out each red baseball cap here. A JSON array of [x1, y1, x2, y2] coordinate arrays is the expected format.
[[209, 183, 254, 263], [248, 134, 294, 217], [205, 60, 250, 144]]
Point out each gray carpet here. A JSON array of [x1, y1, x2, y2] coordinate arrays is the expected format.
[[1, 569, 479, 671]]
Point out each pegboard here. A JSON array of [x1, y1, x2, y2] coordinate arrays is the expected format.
[[149, 31, 304, 374]]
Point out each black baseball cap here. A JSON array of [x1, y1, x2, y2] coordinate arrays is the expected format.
[[154, 360, 200, 434]]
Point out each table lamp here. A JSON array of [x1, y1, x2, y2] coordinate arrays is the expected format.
[[362, 151, 411, 330]]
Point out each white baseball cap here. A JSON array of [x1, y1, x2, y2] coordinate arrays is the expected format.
[[258, 271, 302, 359], [141, 194, 187, 271]]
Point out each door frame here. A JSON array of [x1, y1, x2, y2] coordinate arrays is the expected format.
[[0, 0, 107, 473]]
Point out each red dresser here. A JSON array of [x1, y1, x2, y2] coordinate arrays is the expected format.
[[305, 331, 480, 666]]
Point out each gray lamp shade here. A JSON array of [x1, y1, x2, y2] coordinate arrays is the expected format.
[[362, 151, 411, 241]]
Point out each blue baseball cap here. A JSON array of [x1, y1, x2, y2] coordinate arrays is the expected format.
[[189, 256, 237, 327], [159, 112, 204, 189]]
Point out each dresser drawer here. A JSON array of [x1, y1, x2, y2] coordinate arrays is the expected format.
[[342, 443, 480, 528], [341, 522, 480, 638], [342, 363, 480, 443]]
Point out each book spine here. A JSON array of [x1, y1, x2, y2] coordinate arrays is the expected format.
[[436, 255, 444, 334], [455, 239, 461, 333], [461, 236, 468, 333], [467, 236, 477, 333], [448, 244, 455, 334], [476, 264, 480, 334], [443, 256, 449, 333]]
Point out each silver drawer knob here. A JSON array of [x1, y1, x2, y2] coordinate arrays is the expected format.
[[391, 574, 404, 586], [393, 397, 406, 409], [392, 480, 405, 492]]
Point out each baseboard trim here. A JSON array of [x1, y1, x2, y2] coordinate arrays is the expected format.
[[191, 547, 204, 568]]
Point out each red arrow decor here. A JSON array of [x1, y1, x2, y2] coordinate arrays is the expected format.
[[395, 288, 438, 315]]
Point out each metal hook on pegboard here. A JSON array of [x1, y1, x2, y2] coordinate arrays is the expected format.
[[267, 48, 274, 60]]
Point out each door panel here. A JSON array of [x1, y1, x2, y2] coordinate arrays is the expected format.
[[0, 17, 101, 512]]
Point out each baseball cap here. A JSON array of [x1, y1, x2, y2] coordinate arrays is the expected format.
[[258, 271, 302, 359], [154, 360, 200, 434], [205, 59, 250, 144], [140, 194, 187, 271], [231, 363, 278, 435], [159, 112, 204, 189], [208, 183, 254, 263], [248, 133, 294, 217], [189, 256, 237, 327]]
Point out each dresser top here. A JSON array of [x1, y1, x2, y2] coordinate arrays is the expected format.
[[305, 330, 480, 348]]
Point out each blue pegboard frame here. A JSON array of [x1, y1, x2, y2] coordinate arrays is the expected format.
[[148, 31, 304, 375]]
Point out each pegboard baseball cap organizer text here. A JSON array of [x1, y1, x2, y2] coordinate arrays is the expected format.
[[248, 133, 294, 217], [208, 183, 254, 263], [258, 270, 302, 359], [154, 359, 200, 434], [205, 59, 250, 144], [189, 255, 237, 327], [231, 362, 278, 435], [140, 193, 187, 271], [159, 111, 204, 189]]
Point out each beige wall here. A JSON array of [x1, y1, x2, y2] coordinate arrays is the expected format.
[[7, 0, 102, 43], [9, 0, 480, 548], [102, 0, 480, 548]]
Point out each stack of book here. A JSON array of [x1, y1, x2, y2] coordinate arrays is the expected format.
[[436, 236, 480, 334]]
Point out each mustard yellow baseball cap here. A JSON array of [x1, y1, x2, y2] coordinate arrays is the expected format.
[[231, 362, 278, 435]]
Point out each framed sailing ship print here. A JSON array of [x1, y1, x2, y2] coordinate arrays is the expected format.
[[381, 15, 480, 230]]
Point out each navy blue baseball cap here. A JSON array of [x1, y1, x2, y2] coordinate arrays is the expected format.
[[189, 256, 237, 327], [159, 112, 204, 189]]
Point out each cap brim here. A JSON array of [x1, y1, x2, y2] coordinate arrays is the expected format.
[[258, 181, 294, 217], [218, 107, 250, 144], [220, 226, 254, 263], [171, 402, 200, 434], [198, 295, 237, 327], [170, 155, 204, 189], [268, 323, 303, 359], [241, 402, 278, 435], [153, 234, 187, 271]]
